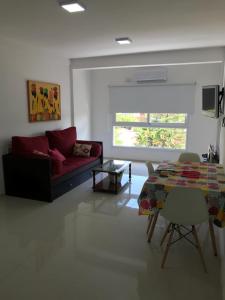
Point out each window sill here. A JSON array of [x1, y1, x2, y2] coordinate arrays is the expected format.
[[112, 145, 186, 152]]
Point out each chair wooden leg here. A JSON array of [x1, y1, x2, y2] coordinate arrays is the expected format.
[[147, 211, 159, 243], [146, 214, 154, 234], [192, 225, 207, 273], [160, 223, 172, 246], [209, 219, 217, 256], [161, 224, 175, 269]]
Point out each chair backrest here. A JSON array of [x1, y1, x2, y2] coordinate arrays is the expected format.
[[145, 161, 155, 176], [178, 152, 201, 163], [160, 187, 208, 225]]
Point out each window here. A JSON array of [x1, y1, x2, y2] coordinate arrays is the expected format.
[[113, 113, 187, 150]]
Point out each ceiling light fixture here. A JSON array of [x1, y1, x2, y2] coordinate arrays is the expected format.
[[115, 37, 132, 45], [59, 1, 85, 13]]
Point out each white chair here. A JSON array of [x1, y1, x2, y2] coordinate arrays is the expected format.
[[160, 187, 208, 272], [178, 152, 201, 162], [145, 161, 155, 176], [177, 151, 217, 256], [145, 161, 158, 238]]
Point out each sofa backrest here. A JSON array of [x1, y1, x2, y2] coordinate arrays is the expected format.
[[12, 136, 49, 155], [45, 126, 77, 156]]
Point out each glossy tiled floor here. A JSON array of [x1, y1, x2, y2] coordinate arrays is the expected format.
[[0, 162, 222, 300]]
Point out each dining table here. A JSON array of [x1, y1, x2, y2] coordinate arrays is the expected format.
[[138, 161, 225, 244]]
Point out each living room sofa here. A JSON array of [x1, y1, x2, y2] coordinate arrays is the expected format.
[[2, 126, 103, 202]]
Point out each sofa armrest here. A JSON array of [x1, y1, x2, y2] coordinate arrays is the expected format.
[[76, 140, 103, 164], [2, 153, 52, 201]]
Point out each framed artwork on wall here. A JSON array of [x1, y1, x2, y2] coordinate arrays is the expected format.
[[27, 80, 61, 122]]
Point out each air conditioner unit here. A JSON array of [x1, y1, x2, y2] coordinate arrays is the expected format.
[[133, 68, 168, 83]]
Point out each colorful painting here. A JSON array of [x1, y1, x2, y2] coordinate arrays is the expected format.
[[27, 80, 61, 122]]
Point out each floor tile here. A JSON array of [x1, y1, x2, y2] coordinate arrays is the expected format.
[[0, 162, 222, 300]]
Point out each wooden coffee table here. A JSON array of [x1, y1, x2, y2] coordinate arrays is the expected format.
[[92, 160, 131, 194]]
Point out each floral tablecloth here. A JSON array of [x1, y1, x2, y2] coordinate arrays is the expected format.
[[138, 162, 225, 227]]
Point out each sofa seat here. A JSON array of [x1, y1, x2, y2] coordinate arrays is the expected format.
[[52, 156, 99, 179]]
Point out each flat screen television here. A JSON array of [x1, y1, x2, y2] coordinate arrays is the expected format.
[[202, 85, 219, 118]]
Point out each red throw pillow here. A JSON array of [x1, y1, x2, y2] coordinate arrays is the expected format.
[[46, 127, 77, 156], [51, 160, 63, 175], [12, 136, 49, 155], [90, 143, 102, 157], [48, 149, 65, 175], [48, 148, 66, 161]]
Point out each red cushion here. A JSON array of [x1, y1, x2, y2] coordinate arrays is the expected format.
[[12, 136, 49, 155], [49, 148, 66, 161], [46, 127, 77, 156]]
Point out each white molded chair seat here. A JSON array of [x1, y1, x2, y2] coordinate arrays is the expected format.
[[160, 187, 209, 272], [178, 152, 201, 162], [160, 187, 208, 225]]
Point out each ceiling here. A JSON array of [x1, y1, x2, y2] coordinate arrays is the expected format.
[[1, 0, 225, 58]]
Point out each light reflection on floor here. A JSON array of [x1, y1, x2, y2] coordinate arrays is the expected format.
[[125, 198, 139, 209]]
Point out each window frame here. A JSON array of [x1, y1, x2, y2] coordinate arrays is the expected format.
[[112, 113, 189, 150]]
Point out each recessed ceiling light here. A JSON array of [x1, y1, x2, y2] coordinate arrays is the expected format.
[[115, 37, 132, 45], [59, 1, 85, 13]]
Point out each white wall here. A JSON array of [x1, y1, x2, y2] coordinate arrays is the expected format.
[[0, 37, 71, 194], [90, 63, 223, 161], [71, 47, 224, 70], [219, 49, 225, 300], [73, 69, 91, 140]]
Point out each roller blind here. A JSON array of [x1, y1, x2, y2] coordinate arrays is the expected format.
[[109, 83, 196, 113]]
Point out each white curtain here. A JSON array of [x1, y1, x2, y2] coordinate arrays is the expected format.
[[109, 83, 196, 113]]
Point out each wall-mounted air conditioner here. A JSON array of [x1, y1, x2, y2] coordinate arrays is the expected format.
[[132, 68, 168, 83]]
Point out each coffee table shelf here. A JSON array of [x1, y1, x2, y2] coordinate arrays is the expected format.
[[92, 160, 131, 194]]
